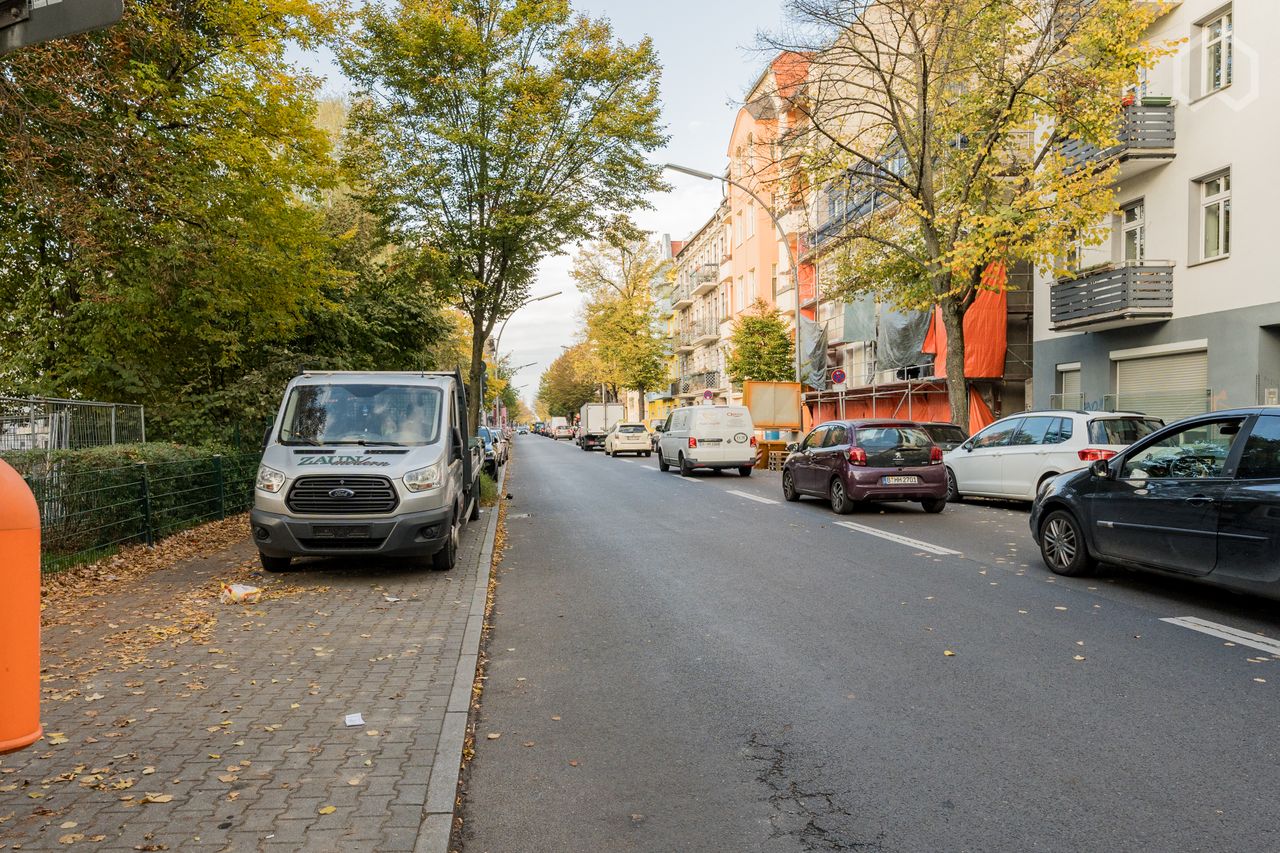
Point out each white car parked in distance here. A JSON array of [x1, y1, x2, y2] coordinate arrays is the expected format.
[[944, 410, 1164, 501], [658, 404, 757, 476], [604, 422, 652, 457]]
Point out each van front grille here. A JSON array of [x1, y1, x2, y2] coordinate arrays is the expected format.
[[286, 476, 399, 515]]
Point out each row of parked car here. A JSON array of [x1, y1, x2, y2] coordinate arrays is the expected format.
[[582, 401, 1280, 600]]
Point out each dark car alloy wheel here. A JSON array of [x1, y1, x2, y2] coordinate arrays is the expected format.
[[1040, 510, 1095, 577], [830, 477, 854, 515], [782, 470, 799, 502]]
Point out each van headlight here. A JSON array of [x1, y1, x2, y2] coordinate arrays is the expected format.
[[255, 465, 286, 493], [403, 460, 443, 493]]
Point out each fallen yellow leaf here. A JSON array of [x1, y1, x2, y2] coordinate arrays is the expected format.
[[943, 650, 956, 657], [318, 805, 336, 815]]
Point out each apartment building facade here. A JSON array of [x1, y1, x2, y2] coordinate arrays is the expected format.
[[1034, 2, 1280, 424]]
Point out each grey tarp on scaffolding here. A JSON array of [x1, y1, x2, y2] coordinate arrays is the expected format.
[[842, 295, 877, 344], [876, 307, 931, 371], [799, 315, 829, 389]]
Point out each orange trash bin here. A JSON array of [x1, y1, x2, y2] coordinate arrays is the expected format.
[[0, 459, 41, 755]]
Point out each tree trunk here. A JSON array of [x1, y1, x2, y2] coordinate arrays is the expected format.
[[940, 296, 969, 429], [467, 325, 487, 437]]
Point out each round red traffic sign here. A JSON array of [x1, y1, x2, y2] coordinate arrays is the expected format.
[[831, 368, 847, 384], [703, 390, 713, 400]]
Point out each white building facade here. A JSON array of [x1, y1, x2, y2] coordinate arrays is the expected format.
[[1033, 2, 1280, 424]]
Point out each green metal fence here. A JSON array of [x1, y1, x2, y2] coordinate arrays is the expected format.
[[23, 452, 260, 575]]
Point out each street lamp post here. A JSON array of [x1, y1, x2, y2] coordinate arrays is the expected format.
[[663, 163, 806, 386], [492, 290, 563, 357]]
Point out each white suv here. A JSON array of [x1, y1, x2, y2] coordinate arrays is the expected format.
[[944, 411, 1164, 502]]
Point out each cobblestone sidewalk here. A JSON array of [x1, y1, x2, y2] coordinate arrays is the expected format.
[[0, 499, 497, 852]]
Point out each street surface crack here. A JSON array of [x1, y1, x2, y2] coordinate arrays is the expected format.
[[745, 732, 886, 852]]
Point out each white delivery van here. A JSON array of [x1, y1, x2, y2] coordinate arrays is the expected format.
[[658, 405, 757, 476]]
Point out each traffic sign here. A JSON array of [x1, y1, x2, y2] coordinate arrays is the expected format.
[[0, 0, 123, 55], [703, 390, 713, 400], [831, 368, 847, 384]]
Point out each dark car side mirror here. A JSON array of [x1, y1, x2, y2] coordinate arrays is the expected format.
[[1090, 459, 1112, 479], [785, 442, 798, 452]]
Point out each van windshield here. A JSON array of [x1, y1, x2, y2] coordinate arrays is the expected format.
[[278, 384, 442, 446]]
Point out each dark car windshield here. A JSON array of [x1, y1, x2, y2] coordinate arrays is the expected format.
[[856, 425, 934, 467], [924, 424, 967, 447], [1089, 417, 1163, 445], [278, 384, 442, 446]]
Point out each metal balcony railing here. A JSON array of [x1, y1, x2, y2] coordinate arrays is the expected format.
[[1060, 102, 1175, 174], [678, 370, 722, 396], [671, 286, 694, 309], [1050, 261, 1173, 331], [1048, 393, 1085, 411], [692, 264, 719, 296]]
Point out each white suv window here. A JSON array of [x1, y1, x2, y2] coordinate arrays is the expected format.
[[972, 419, 1023, 449]]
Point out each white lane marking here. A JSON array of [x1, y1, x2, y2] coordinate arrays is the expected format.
[[726, 489, 779, 505], [1160, 616, 1280, 656], [833, 521, 961, 556]]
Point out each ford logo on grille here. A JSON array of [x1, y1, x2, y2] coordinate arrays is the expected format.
[[329, 488, 356, 499]]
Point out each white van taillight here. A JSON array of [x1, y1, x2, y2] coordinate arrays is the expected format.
[[688, 437, 698, 449], [1078, 448, 1117, 462]]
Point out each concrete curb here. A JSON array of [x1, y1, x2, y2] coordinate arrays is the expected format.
[[414, 465, 505, 853]]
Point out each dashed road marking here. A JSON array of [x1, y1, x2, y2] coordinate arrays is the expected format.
[[833, 521, 961, 556], [725, 489, 779, 505], [1160, 616, 1280, 656]]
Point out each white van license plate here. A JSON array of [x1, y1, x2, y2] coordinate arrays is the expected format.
[[881, 475, 919, 485], [313, 525, 371, 539]]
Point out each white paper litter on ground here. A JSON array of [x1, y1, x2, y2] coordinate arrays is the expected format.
[[383, 594, 402, 603], [344, 713, 365, 727]]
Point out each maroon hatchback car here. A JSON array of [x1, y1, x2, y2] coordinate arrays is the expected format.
[[782, 419, 949, 514]]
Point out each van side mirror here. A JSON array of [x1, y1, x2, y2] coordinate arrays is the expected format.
[[1091, 459, 1112, 479], [262, 425, 273, 450]]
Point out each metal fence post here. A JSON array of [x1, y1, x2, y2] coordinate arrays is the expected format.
[[214, 455, 225, 519], [136, 462, 153, 546]]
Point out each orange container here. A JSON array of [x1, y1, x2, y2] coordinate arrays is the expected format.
[[0, 459, 41, 754]]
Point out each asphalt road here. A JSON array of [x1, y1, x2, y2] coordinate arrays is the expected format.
[[461, 435, 1280, 853]]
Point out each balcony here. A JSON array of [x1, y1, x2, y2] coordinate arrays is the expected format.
[[1060, 102, 1175, 182], [671, 286, 694, 310], [677, 370, 722, 397], [692, 318, 719, 346], [1050, 261, 1173, 332], [691, 264, 719, 297], [675, 329, 697, 353]]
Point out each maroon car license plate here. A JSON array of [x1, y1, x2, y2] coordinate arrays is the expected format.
[[881, 475, 920, 485]]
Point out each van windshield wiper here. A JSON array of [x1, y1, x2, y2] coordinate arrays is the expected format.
[[329, 439, 407, 447], [280, 436, 324, 446]]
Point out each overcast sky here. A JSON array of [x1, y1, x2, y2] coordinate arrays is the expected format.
[[294, 0, 789, 409]]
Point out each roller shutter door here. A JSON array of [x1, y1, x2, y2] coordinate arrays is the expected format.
[[1114, 351, 1208, 424], [1058, 369, 1081, 407]]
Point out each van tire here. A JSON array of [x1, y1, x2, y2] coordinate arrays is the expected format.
[[679, 453, 693, 477], [260, 553, 291, 572], [658, 453, 670, 472], [738, 466, 752, 477], [644, 451, 651, 458], [432, 511, 460, 571], [468, 490, 481, 521]]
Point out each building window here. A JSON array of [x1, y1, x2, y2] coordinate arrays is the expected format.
[[747, 269, 756, 303], [1203, 10, 1233, 94], [1200, 171, 1231, 260], [735, 277, 745, 311], [1122, 200, 1145, 263], [747, 201, 755, 237], [771, 263, 778, 299]]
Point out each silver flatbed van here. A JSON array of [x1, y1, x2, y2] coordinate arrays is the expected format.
[[250, 370, 483, 572]]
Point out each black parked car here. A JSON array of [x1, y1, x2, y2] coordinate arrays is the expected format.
[[1030, 407, 1280, 597], [920, 421, 969, 452]]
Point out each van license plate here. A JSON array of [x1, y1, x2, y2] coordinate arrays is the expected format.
[[881, 476, 919, 485], [312, 525, 370, 539]]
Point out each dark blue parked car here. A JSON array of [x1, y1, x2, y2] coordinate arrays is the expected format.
[[1030, 407, 1280, 598]]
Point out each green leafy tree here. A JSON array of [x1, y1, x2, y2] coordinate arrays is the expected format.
[[0, 0, 345, 438], [537, 343, 598, 417], [726, 300, 796, 384], [341, 0, 667, 434], [773, 0, 1173, 424]]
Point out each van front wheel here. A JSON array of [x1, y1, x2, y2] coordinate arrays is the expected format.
[[259, 553, 291, 572], [432, 512, 460, 571]]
